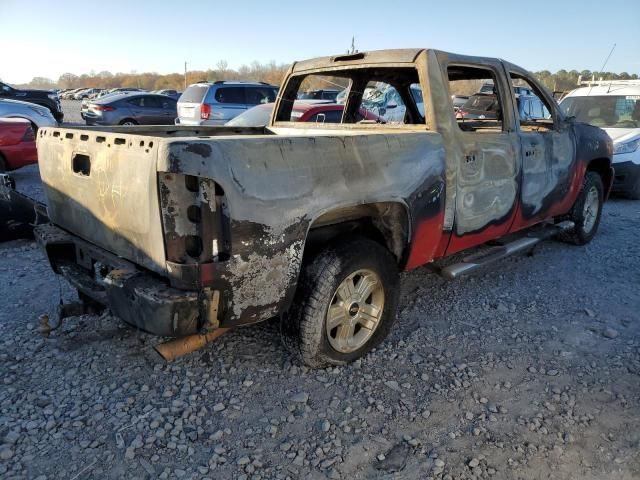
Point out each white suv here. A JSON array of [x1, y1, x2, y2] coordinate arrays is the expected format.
[[560, 81, 640, 198]]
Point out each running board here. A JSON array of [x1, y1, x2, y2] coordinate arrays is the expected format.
[[440, 221, 575, 280]]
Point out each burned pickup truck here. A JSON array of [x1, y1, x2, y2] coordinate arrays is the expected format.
[[34, 49, 613, 367]]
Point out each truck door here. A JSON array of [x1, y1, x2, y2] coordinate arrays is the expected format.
[[506, 70, 577, 229], [444, 62, 521, 254]]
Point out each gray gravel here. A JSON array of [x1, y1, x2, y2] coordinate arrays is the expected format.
[[1, 160, 639, 477]]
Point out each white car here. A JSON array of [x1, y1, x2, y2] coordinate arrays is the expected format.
[[0, 99, 58, 130], [560, 81, 640, 198]]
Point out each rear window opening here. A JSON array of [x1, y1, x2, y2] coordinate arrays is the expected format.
[[275, 68, 426, 126]]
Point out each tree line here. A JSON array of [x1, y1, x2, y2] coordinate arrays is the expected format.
[[9, 62, 640, 93]]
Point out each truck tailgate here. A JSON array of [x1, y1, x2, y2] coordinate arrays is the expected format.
[[37, 128, 166, 274]]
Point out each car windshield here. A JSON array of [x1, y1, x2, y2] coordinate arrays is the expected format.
[[226, 104, 273, 127], [560, 95, 640, 128]]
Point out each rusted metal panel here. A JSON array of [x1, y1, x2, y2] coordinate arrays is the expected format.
[[156, 131, 446, 325], [37, 129, 168, 273]]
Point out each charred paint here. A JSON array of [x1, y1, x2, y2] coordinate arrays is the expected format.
[[33, 49, 613, 341]]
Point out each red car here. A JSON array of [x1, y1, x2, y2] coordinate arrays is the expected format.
[[0, 118, 37, 171], [226, 101, 383, 127]]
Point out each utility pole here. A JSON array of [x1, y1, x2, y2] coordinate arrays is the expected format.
[[184, 61, 187, 90]]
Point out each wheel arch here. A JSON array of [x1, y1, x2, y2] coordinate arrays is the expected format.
[[586, 157, 614, 200], [303, 201, 411, 265]]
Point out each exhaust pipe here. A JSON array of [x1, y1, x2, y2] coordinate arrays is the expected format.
[[155, 328, 229, 361]]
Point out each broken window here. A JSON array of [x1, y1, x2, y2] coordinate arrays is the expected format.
[[510, 73, 554, 131], [276, 68, 426, 126], [448, 66, 504, 133]]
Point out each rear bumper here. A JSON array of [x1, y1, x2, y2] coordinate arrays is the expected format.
[[175, 117, 226, 126], [34, 223, 219, 337], [612, 160, 640, 193]]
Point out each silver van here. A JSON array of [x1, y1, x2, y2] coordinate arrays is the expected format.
[[176, 81, 278, 126]]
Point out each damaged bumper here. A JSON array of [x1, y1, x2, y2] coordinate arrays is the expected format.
[[34, 223, 220, 337], [612, 160, 640, 194]]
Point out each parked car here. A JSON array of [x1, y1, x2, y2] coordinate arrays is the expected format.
[[456, 93, 501, 120], [176, 81, 278, 125], [35, 48, 612, 368], [298, 89, 341, 101], [75, 88, 103, 100], [156, 89, 181, 100], [81, 90, 144, 119], [0, 81, 63, 122], [227, 101, 383, 127], [451, 95, 469, 111], [61, 88, 84, 100], [456, 93, 550, 122], [84, 93, 177, 126], [0, 99, 58, 130], [0, 119, 37, 172], [560, 81, 640, 198]]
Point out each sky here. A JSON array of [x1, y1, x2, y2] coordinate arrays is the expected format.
[[1, 0, 638, 84]]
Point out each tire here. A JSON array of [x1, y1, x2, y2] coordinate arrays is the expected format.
[[281, 237, 400, 368], [119, 119, 138, 126], [0, 153, 7, 173], [628, 174, 640, 200], [558, 171, 604, 245]]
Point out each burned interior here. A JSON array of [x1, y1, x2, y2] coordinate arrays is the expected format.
[[275, 66, 425, 126]]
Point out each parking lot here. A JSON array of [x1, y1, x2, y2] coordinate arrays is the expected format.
[[1, 96, 639, 478]]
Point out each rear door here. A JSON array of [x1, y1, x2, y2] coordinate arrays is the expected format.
[[142, 95, 175, 124], [157, 97, 177, 124], [126, 96, 153, 124], [210, 87, 249, 122], [444, 61, 521, 254]]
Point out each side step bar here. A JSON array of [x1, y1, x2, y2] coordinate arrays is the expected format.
[[440, 221, 575, 280]]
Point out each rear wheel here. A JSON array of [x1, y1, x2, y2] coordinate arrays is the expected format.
[[281, 237, 400, 368], [119, 119, 138, 126], [558, 171, 604, 245]]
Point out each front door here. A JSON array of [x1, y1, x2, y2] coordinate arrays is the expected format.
[[506, 69, 577, 230], [445, 62, 521, 254]]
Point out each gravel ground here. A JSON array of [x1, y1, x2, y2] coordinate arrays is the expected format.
[[0, 194, 638, 479]]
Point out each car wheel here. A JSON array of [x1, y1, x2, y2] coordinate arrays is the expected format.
[[119, 119, 138, 126], [281, 237, 400, 368], [558, 171, 604, 245], [0, 153, 7, 173], [628, 174, 640, 200]]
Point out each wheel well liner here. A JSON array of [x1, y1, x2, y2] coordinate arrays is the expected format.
[[304, 202, 410, 264], [587, 157, 613, 198]]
